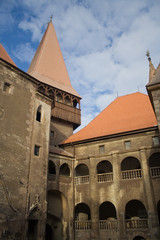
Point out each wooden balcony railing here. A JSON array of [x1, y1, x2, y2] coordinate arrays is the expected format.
[[122, 169, 142, 180], [74, 221, 91, 230], [97, 173, 113, 183], [99, 220, 118, 230], [150, 167, 160, 177], [126, 219, 148, 229], [75, 175, 89, 185]]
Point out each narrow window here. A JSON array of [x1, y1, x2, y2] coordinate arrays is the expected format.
[[34, 145, 40, 156], [99, 145, 105, 154], [3, 82, 11, 93], [36, 105, 42, 122], [152, 136, 159, 146], [124, 141, 131, 150], [50, 131, 54, 138]]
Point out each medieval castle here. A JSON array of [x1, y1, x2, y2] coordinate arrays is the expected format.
[[0, 20, 160, 240]]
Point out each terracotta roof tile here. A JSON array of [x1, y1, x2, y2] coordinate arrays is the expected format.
[[0, 44, 16, 67], [62, 92, 157, 144], [28, 22, 80, 97]]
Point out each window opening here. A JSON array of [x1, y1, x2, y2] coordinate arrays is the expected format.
[[36, 105, 42, 122], [3, 82, 11, 93], [99, 145, 105, 154], [34, 145, 40, 156], [152, 136, 159, 146], [125, 141, 131, 150]]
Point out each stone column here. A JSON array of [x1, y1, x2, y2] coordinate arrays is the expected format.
[[112, 151, 127, 240], [140, 147, 160, 240], [89, 157, 100, 240]]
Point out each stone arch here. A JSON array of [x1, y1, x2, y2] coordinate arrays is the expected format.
[[125, 199, 148, 219], [149, 152, 160, 177], [48, 160, 56, 175], [75, 164, 89, 177], [133, 236, 145, 240], [97, 160, 113, 174], [99, 201, 117, 220], [149, 152, 160, 167], [59, 163, 70, 176], [121, 157, 141, 171], [74, 203, 91, 221], [46, 190, 69, 240], [27, 206, 41, 240]]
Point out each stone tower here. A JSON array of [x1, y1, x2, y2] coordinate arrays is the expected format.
[[28, 20, 81, 146]]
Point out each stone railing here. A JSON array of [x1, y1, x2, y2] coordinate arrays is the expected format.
[[75, 175, 89, 185], [122, 169, 142, 180], [126, 218, 148, 229], [99, 220, 118, 230], [74, 221, 91, 230], [48, 173, 56, 181], [150, 167, 160, 178], [97, 173, 113, 182]]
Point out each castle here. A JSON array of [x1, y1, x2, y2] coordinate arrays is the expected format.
[[0, 20, 160, 240]]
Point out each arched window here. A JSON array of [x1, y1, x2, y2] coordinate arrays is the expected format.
[[56, 93, 63, 103], [121, 157, 141, 179], [74, 203, 91, 221], [125, 200, 148, 230], [59, 163, 70, 176], [64, 96, 71, 106], [36, 105, 42, 122], [133, 236, 145, 240], [73, 99, 79, 108], [149, 152, 160, 177], [75, 164, 89, 177], [99, 201, 117, 220], [97, 160, 113, 182], [48, 160, 56, 175], [75, 164, 89, 184], [99, 201, 117, 230]]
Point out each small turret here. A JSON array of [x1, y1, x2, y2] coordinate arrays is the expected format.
[[146, 52, 160, 131]]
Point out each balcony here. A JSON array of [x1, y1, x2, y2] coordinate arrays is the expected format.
[[99, 220, 118, 231], [122, 169, 142, 180], [75, 175, 89, 185], [150, 167, 160, 178], [126, 218, 148, 230], [97, 173, 113, 183], [74, 221, 91, 230]]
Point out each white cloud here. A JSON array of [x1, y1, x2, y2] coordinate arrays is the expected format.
[[12, 43, 35, 64]]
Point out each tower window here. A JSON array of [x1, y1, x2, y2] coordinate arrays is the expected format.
[[36, 105, 42, 122], [3, 82, 11, 93], [152, 136, 159, 146], [34, 145, 40, 156], [99, 145, 105, 154], [124, 141, 131, 150]]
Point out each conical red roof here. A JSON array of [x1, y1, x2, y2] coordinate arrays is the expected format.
[[28, 21, 80, 97], [63, 92, 157, 144], [0, 44, 16, 67]]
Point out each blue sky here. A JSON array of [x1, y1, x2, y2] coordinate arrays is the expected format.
[[1, 0, 160, 131]]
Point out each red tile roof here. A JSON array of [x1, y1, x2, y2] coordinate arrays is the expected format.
[[62, 92, 157, 144], [28, 21, 80, 97], [0, 44, 16, 67]]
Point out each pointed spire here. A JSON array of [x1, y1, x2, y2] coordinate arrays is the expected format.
[[146, 50, 155, 83], [28, 21, 80, 97]]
